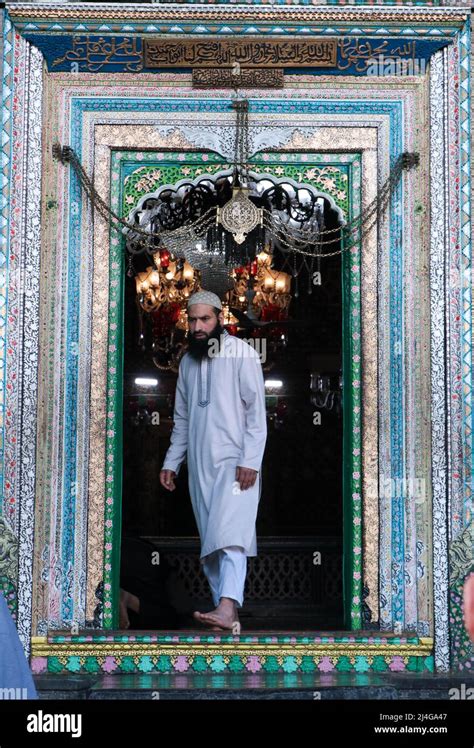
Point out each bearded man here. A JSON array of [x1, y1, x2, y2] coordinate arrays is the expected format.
[[159, 290, 267, 631]]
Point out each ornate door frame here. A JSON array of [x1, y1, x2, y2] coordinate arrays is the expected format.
[[0, 3, 471, 673]]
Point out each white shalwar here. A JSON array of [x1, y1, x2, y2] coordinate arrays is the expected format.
[[202, 546, 247, 608], [162, 330, 267, 606]]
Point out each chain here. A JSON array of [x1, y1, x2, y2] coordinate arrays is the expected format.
[[52, 143, 418, 260]]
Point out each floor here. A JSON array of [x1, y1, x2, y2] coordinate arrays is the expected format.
[[33, 671, 474, 700]]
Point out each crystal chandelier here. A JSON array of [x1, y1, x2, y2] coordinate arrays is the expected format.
[[228, 249, 292, 319], [122, 98, 331, 290], [134, 251, 198, 314], [52, 138, 419, 284], [51, 111, 419, 369]]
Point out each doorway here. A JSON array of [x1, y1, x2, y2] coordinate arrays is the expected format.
[[118, 153, 354, 631]]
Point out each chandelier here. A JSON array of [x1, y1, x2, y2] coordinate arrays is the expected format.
[[51, 105, 419, 368], [118, 100, 418, 302], [135, 248, 291, 315], [124, 169, 328, 296], [133, 246, 292, 371], [52, 132, 418, 279], [122, 99, 333, 289]]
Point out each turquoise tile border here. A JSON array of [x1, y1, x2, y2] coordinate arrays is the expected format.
[[0, 5, 469, 673], [108, 150, 361, 630], [62, 96, 401, 631]]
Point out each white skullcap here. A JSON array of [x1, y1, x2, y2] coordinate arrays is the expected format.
[[187, 290, 222, 310]]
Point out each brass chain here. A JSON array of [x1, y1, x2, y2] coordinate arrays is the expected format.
[[52, 143, 418, 260]]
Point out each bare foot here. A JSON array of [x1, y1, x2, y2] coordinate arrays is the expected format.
[[193, 612, 226, 631], [193, 599, 240, 631]]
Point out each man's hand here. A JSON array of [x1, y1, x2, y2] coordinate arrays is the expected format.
[[160, 469, 177, 491], [236, 466, 258, 491]]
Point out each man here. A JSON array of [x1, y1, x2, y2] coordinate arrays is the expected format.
[[159, 289, 267, 631]]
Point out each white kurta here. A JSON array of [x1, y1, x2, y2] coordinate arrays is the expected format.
[[162, 330, 267, 562]]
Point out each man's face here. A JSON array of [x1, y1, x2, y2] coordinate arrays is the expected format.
[[187, 303, 225, 359]]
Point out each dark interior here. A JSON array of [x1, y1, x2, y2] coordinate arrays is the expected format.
[[120, 185, 344, 631]]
